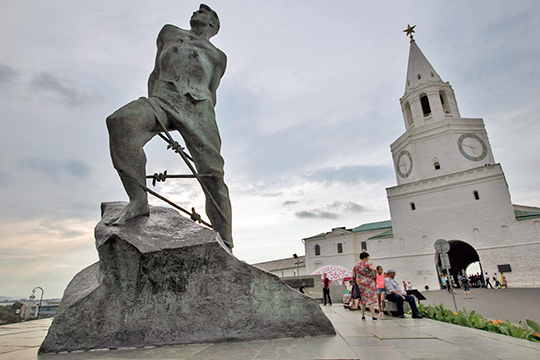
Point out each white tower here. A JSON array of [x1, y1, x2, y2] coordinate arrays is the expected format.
[[392, 39, 496, 185], [302, 27, 540, 288], [383, 29, 528, 288]]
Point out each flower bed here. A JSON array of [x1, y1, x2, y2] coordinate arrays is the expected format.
[[418, 303, 540, 342]]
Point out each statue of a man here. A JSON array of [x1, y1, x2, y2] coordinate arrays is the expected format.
[[106, 4, 232, 250]]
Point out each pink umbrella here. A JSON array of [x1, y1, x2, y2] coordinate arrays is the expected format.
[[311, 265, 352, 282]]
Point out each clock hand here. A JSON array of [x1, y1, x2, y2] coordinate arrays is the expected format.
[[462, 144, 478, 154]]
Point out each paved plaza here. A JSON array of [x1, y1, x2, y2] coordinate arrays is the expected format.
[[1, 290, 540, 360]]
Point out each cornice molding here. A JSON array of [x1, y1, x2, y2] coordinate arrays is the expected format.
[[387, 165, 505, 198], [391, 117, 485, 150]]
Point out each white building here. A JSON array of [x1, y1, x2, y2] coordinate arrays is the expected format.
[[253, 255, 306, 277], [304, 36, 540, 289]]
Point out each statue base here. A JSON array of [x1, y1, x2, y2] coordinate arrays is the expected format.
[[39, 202, 335, 354]]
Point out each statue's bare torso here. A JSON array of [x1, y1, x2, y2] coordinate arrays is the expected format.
[[149, 25, 226, 105]]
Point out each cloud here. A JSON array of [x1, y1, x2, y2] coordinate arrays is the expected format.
[[29, 71, 94, 107], [295, 210, 338, 220], [303, 165, 394, 186], [70, 202, 98, 212], [329, 201, 367, 213], [0, 63, 20, 88], [283, 200, 298, 206], [0, 170, 13, 187], [19, 158, 91, 181], [295, 201, 367, 220]]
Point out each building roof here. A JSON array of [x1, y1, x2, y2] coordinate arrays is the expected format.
[[303, 232, 327, 240], [368, 228, 394, 240], [405, 39, 443, 92], [352, 220, 392, 233], [515, 209, 540, 220], [304, 220, 392, 240], [252, 255, 305, 272]]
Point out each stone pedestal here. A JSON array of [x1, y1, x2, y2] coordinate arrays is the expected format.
[[39, 202, 335, 354]]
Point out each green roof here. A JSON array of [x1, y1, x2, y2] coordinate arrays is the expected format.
[[352, 220, 392, 233], [515, 210, 540, 220], [304, 220, 392, 240], [303, 232, 327, 240], [368, 228, 394, 240]]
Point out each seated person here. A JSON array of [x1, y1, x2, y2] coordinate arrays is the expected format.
[[343, 281, 352, 304], [384, 269, 422, 319]]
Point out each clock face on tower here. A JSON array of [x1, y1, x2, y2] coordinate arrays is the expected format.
[[396, 150, 413, 178], [457, 133, 487, 161]]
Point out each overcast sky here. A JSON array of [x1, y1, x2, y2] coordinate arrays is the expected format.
[[1, 0, 539, 298]]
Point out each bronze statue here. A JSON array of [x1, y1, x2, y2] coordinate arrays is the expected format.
[[106, 4, 232, 250]]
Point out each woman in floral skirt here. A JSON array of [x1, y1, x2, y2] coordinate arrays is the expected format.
[[353, 252, 378, 321]]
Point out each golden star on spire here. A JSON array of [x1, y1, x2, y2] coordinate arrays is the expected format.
[[404, 24, 416, 40]]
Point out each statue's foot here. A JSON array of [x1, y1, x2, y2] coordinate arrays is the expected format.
[[105, 202, 150, 226]]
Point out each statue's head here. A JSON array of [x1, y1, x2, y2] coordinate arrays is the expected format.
[[190, 4, 220, 37]]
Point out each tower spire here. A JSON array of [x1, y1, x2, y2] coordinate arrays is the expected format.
[[404, 32, 442, 92], [399, 28, 460, 129]]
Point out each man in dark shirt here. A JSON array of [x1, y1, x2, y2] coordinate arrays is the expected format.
[[384, 269, 422, 318], [322, 274, 332, 306]]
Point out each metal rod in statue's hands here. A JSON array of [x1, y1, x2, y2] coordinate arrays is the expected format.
[[142, 185, 212, 228], [157, 133, 195, 163], [166, 140, 229, 224], [147, 171, 215, 186], [143, 98, 229, 224]]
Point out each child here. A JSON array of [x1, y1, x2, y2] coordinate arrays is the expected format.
[[376, 266, 386, 318]]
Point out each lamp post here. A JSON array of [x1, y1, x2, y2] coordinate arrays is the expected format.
[[293, 254, 303, 277], [29, 287, 44, 319]]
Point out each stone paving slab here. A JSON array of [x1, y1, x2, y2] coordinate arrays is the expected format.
[[1, 304, 540, 359]]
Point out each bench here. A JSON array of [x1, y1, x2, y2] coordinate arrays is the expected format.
[[382, 299, 410, 316]]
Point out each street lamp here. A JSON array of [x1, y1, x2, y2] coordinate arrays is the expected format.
[[29, 287, 44, 319], [293, 254, 303, 277]]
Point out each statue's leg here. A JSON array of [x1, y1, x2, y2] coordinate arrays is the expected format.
[[174, 100, 233, 249], [105, 98, 165, 225]]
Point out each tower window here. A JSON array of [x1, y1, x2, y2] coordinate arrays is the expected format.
[[361, 241, 367, 251], [337, 243, 343, 253], [405, 102, 413, 128], [420, 95, 431, 116], [473, 191, 480, 200], [410, 202, 416, 210], [314, 244, 320, 256], [417, 73, 421, 80], [439, 91, 451, 114], [434, 162, 441, 170]]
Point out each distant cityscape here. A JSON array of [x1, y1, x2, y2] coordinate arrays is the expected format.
[[0, 296, 61, 324]]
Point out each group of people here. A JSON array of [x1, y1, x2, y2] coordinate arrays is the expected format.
[[343, 252, 422, 320], [327, 256, 511, 321], [485, 272, 508, 289], [458, 272, 508, 289], [443, 271, 508, 296]]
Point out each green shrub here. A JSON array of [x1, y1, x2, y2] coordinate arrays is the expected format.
[[0, 304, 22, 325], [418, 303, 540, 343]]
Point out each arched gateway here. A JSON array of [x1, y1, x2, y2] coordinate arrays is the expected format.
[[435, 240, 482, 289]]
